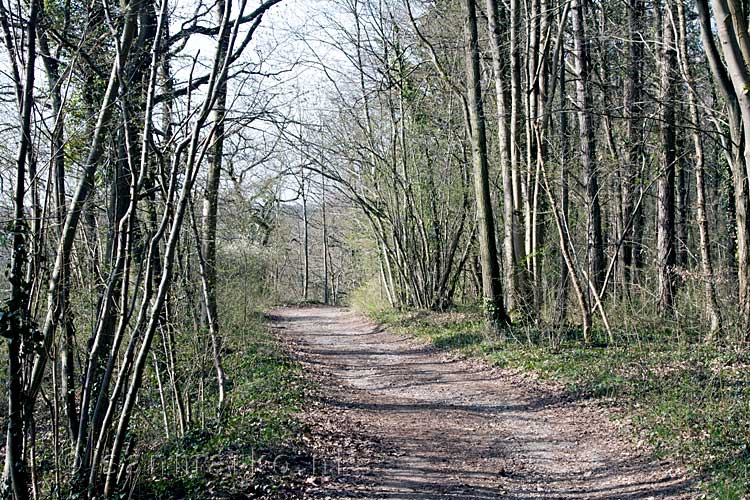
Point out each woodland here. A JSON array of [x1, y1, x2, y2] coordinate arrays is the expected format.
[[2, 0, 750, 498]]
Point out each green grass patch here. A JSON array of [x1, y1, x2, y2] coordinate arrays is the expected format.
[[366, 307, 750, 498], [136, 311, 311, 499]]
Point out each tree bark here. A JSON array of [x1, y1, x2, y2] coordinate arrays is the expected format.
[[555, 42, 570, 324], [485, 0, 519, 314], [571, 0, 604, 295], [677, 0, 721, 336], [708, 0, 750, 328], [509, 0, 528, 308], [464, 0, 510, 327], [200, 0, 230, 416], [657, 0, 677, 314], [620, 0, 640, 288], [2, 2, 38, 498]]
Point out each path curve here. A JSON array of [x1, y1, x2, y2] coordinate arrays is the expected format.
[[272, 306, 693, 500]]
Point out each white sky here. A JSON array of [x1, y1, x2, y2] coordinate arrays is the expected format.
[[0, 0, 362, 211]]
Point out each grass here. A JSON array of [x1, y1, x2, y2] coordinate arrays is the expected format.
[[135, 311, 311, 499], [365, 307, 750, 499]]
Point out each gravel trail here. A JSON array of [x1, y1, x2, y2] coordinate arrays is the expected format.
[[271, 306, 693, 500]]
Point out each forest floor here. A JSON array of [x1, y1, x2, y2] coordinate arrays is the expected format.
[[270, 306, 694, 500]]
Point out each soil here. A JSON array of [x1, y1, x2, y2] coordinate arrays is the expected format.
[[270, 306, 695, 500]]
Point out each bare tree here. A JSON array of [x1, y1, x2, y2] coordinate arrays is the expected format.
[[657, 0, 677, 314], [571, 0, 604, 295], [464, 0, 510, 327]]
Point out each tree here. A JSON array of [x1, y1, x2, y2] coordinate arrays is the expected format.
[[676, 0, 721, 334], [200, 0, 230, 416], [1, 1, 38, 497], [485, 0, 516, 313], [657, 0, 677, 314], [697, 0, 750, 330], [571, 0, 605, 296], [463, 0, 510, 327]]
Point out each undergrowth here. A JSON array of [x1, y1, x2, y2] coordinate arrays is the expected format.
[[134, 311, 311, 499], [364, 307, 750, 499]]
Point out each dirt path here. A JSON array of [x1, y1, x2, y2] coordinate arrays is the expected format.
[[272, 306, 693, 500]]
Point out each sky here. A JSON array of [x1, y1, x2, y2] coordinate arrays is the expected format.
[[158, 0, 360, 200], [0, 0, 360, 213]]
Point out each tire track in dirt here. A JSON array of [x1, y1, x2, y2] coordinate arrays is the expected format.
[[272, 306, 694, 500]]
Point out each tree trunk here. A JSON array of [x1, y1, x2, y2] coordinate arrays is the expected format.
[[464, 0, 510, 327], [677, 0, 721, 336], [302, 173, 310, 301], [509, 0, 528, 309], [708, 0, 750, 328], [2, 1, 38, 498], [485, 0, 519, 314], [200, 0, 229, 415], [323, 168, 330, 305], [657, 0, 677, 314], [571, 0, 604, 295], [555, 42, 570, 324]]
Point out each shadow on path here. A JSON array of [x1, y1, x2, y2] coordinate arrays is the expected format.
[[273, 306, 694, 500]]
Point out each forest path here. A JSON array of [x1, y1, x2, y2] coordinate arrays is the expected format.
[[271, 306, 693, 500]]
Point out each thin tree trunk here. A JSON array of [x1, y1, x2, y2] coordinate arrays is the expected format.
[[2, 2, 39, 498], [657, 0, 677, 314], [555, 42, 570, 324], [540, 152, 592, 340], [571, 0, 604, 295], [681, 0, 721, 335], [302, 173, 310, 301], [200, 0, 230, 415], [509, 0, 528, 308], [485, 0, 518, 313], [677, 143, 690, 268], [707, 0, 750, 328], [464, 0, 510, 327], [323, 168, 330, 305], [623, 0, 643, 285], [152, 352, 170, 439]]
